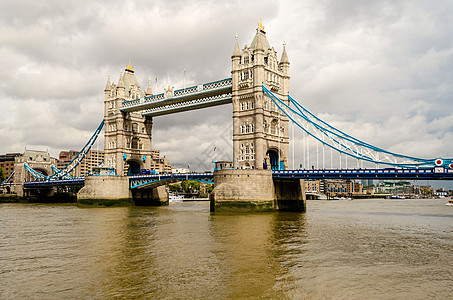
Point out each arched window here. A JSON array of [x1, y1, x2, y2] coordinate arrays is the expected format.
[[132, 138, 138, 149], [132, 123, 138, 133], [271, 120, 278, 135]]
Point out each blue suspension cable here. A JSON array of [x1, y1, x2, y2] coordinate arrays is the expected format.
[[262, 85, 449, 168]]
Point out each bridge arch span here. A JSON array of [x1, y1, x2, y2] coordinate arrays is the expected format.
[[266, 148, 282, 170], [126, 159, 143, 176]]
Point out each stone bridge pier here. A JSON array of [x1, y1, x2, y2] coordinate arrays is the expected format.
[[210, 169, 305, 212], [77, 176, 168, 206]]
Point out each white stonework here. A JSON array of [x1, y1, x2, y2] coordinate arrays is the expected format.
[[231, 24, 290, 170], [103, 64, 165, 175]]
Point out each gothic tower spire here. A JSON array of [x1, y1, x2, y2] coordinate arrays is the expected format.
[[146, 77, 153, 96]]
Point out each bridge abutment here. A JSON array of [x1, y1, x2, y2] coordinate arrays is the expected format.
[[77, 176, 170, 206], [210, 169, 305, 212], [132, 185, 169, 206], [77, 176, 132, 206]]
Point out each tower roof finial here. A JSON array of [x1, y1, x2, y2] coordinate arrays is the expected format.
[[258, 18, 265, 33], [126, 60, 134, 72], [232, 33, 241, 57]]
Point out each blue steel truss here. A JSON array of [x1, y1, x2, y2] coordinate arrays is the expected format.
[[1, 170, 15, 186], [121, 78, 232, 116], [273, 167, 453, 180], [21, 166, 453, 190], [142, 92, 232, 117], [24, 178, 85, 188], [129, 173, 214, 189], [24, 120, 104, 181], [262, 85, 453, 169], [24, 163, 48, 180]]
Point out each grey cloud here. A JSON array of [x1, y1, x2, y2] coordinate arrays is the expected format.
[[1, 0, 452, 180]]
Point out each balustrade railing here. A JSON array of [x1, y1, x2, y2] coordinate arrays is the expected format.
[[143, 92, 232, 116], [121, 78, 232, 110]]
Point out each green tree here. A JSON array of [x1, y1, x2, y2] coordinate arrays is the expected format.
[[420, 186, 434, 197], [169, 183, 182, 193], [180, 180, 201, 193], [0, 166, 5, 182]]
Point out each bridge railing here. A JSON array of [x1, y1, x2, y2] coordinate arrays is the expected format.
[[23, 177, 85, 187], [129, 172, 214, 189], [272, 167, 453, 180], [121, 78, 232, 112], [142, 92, 232, 117]]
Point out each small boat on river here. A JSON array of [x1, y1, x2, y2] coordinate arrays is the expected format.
[[169, 194, 184, 202], [447, 198, 453, 206]]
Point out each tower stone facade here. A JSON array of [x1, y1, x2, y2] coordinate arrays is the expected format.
[[232, 22, 290, 170], [103, 63, 157, 175]]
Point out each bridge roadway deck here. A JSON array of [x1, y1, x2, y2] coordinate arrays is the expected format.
[[121, 78, 232, 116], [273, 167, 453, 180], [22, 167, 453, 189]]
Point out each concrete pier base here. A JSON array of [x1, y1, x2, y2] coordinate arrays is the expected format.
[[77, 176, 169, 207], [132, 185, 169, 206], [210, 169, 305, 212], [77, 176, 132, 206], [274, 178, 306, 212]]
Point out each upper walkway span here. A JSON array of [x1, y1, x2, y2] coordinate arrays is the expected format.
[[121, 78, 232, 117]]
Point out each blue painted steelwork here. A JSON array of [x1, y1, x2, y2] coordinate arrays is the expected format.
[[24, 163, 47, 180], [272, 167, 453, 180], [21, 166, 453, 190], [121, 78, 232, 115], [129, 173, 214, 189], [24, 121, 105, 181], [262, 85, 453, 168], [24, 178, 85, 188], [49, 120, 104, 179], [1, 170, 15, 186], [142, 93, 232, 117], [51, 165, 73, 179]]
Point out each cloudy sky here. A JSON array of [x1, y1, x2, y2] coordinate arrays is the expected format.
[[1, 0, 453, 186]]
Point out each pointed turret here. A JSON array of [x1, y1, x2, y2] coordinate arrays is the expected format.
[[116, 71, 125, 99], [232, 33, 241, 58], [146, 77, 153, 96], [280, 42, 290, 64], [255, 31, 264, 51], [104, 75, 111, 92], [117, 71, 125, 88]]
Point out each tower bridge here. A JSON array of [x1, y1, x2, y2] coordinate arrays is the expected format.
[[12, 20, 453, 211]]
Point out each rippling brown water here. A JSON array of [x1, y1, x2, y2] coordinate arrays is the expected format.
[[1, 199, 452, 299]]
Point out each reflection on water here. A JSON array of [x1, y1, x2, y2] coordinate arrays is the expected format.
[[0, 199, 452, 299]]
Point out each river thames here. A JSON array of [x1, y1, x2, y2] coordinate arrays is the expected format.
[[1, 198, 452, 299]]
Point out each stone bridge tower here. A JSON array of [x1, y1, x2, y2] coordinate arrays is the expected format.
[[103, 63, 154, 175], [231, 21, 290, 170]]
